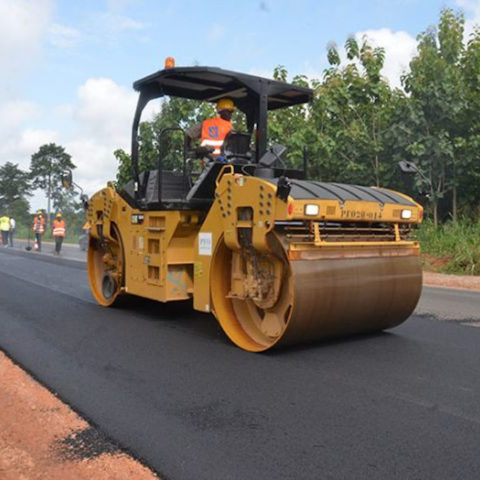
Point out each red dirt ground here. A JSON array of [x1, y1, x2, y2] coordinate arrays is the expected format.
[[423, 271, 480, 291], [0, 351, 158, 480]]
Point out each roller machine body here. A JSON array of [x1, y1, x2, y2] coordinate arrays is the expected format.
[[86, 65, 423, 352]]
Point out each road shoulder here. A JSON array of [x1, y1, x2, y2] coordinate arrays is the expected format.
[[423, 271, 480, 292], [0, 350, 158, 480]]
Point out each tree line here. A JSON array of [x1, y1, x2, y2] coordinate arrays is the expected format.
[[115, 8, 480, 225], [0, 143, 82, 232]]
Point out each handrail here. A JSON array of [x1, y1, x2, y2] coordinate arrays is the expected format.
[[215, 164, 234, 187], [157, 127, 186, 204]]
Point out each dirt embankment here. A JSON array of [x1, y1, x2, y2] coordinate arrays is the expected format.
[[423, 271, 480, 291], [0, 351, 158, 480]]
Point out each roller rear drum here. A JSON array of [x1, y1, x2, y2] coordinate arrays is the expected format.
[[87, 224, 125, 307]]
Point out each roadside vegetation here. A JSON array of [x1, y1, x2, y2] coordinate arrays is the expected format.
[[416, 220, 480, 275]]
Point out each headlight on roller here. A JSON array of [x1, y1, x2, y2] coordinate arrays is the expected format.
[[401, 209, 412, 219], [304, 204, 319, 216]]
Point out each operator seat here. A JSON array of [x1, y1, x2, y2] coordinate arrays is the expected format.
[[222, 132, 252, 163]]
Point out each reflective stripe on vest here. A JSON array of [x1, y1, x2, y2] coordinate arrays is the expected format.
[[200, 139, 224, 155], [53, 220, 66, 237], [200, 117, 232, 155], [34, 218, 45, 234]]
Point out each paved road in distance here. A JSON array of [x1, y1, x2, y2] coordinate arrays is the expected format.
[[9, 238, 86, 262], [0, 248, 479, 480]]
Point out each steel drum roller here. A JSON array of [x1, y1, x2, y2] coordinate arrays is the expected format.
[[278, 255, 422, 346]]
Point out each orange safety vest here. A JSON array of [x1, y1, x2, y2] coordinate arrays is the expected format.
[[53, 219, 66, 237], [33, 216, 45, 234], [200, 117, 232, 155]]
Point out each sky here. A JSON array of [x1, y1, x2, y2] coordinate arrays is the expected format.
[[1, 0, 480, 210]]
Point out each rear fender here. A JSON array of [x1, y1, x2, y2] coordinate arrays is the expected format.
[[87, 187, 118, 243]]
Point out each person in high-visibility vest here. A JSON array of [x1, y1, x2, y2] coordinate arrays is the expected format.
[[186, 98, 235, 157], [52, 212, 66, 255], [32, 211, 46, 252], [0, 215, 10, 247]]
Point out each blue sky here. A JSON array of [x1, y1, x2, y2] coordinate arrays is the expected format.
[[0, 0, 478, 209], [36, 0, 460, 102]]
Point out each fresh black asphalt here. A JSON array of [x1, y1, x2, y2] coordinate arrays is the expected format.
[[0, 248, 479, 480]]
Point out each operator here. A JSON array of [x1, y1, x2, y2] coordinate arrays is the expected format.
[[186, 98, 235, 157], [52, 212, 66, 255]]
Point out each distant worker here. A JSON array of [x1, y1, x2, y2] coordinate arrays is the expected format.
[[32, 211, 46, 252], [9, 216, 15, 247], [52, 213, 66, 255], [186, 98, 235, 157], [0, 215, 9, 247]]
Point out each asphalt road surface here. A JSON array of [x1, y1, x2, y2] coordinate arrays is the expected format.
[[0, 247, 479, 480]]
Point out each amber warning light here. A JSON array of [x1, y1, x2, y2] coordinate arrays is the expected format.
[[164, 57, 175, 69]]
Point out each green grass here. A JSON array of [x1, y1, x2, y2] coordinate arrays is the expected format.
[[13, 223, 82, 245], [415, 219, 480, 275]]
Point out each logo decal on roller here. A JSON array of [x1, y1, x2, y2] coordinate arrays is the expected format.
[[199, 232, 212, 256]]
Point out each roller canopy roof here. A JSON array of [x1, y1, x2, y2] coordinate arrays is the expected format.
[[133, 66, 313, 111]]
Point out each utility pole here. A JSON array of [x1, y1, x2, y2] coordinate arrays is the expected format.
[[46, 156, 52, 227]]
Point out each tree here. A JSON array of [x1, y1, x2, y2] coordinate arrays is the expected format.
[[52, 188, 84, 235], [30, 143, 76, 225], [115, 148, 133, 187], [398, 9, 468, 224], [459, 25, 480, 216], [8, 198, 31, 226], [268, 66, 315, 171], [311, 37, 397, 187], [0, 162, 31, 217]]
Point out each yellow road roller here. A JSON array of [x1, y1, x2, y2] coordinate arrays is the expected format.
[[86, 64, 423, 352]]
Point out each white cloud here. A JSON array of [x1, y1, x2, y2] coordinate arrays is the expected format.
[[0, 100, 40, 134], [49, 23, 81, 48], [456, 0, 480, 38], [0, 99, 50, 172], [18, 128, 58, 155], [53, 103, 75, 118], [0, 75, 158, 209], [61, 78, 158, 197], [0, 0, 54, 178], [74, 78, 138, 141], [0, 123, 57, 171], [54, 78, 138, 194], [0, 0, 55, 179], [0, 0, 53, 97], [355, 28, 417, 88]]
